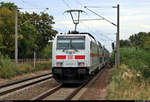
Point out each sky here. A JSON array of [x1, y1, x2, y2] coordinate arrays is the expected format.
[[0, 0, 150, 52]]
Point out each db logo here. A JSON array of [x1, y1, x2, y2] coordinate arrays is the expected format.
[[68, 55, 73, 59]]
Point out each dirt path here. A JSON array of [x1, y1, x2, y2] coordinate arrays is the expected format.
[[79, 66, 111, 100]]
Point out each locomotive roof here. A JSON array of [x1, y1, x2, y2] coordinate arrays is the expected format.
[[58, 31, 104, 46], [67, 31, 96, 41]]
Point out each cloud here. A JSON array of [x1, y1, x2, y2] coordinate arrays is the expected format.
[[140, 25, 150, 29]]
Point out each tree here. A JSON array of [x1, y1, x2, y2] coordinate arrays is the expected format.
[[21, 12, 58, 54], [39, 43, 52, 59], [120, 40, 131, 48], [18, 21, 38, 58], [0, 2, 58, 58], [143, 36, 150, 51], [0, 34, 6, 53], [0, 2, 19, 57], [129, 32, 147, 48]]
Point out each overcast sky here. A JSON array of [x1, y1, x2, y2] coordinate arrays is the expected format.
[[1, 0, 150, 52]]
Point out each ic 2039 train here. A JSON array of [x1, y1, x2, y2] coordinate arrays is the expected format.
[[52, 32, 110, 83]]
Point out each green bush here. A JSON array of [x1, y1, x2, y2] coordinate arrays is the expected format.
[[0, 54, 16, 78], [17, 64, 34, 74], [30, 60, 52, 72], [39, 44, 52, 59], [111, 47, 150, 79], [0, 55, 52, 79]]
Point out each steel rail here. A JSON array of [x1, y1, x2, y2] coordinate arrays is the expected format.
[[65, 83, 87, 100], [65, 68, 106, 100], [0, 73, 52, 97], [0, 72, 52, 89], [32, 84, 62, 100], [32, 67, 107, 100]]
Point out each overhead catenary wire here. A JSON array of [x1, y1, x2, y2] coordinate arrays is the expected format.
[[14, 0, 50, 14], [84, 6, 117, 26], [80, 11, 115, 42], [15, 0, 25, 7], [75, 0, 84, 8], [19, 0, 40, 9], [80, 21, 109, 43], [20, 8, 49, 10], [94, 29, 115, 42], [82, 6, 115, 42], [19, 8, 49, 27], [79, 20, 115, 51], [73, 0, 115, 42], [61, 0, 71, 9], [85, 6, 116, 8], [60, 0, 115, 47]]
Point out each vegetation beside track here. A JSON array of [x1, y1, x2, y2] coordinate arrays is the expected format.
[[111, 48, 150, 79], [0, 54, 51, 78], [107, 64, 150, 100], [107, 48, 150, 100], [0, 2, 54, 79]]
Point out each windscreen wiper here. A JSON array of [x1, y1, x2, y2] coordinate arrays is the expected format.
[[62, 47, 67, 52], [71, 46, 78, 52]]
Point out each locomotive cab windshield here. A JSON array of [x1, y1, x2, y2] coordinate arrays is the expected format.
[[57, 36, 85, 50]]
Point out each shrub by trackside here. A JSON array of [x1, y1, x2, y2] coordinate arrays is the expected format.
[[0, 56, 52, 79], [17, 64, 34, 75], [28, 60, 52, 72], [111, 47, 150, 79], [107, 64, 150, 100], [0, 54, 16, 78]]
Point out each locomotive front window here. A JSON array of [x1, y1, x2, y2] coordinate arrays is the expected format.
[[72, 39, 85, 49], [57, 40, 70, 49], [57, 36, 85, 50]]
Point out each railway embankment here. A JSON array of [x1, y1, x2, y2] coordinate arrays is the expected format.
[[106, 48, 150, 100]]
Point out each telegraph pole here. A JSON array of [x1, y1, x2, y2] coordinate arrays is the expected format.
[[15, 7, 18, 68], [116, 4, 120, 68]]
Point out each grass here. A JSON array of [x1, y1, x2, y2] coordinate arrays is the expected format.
[[111, 47, 150, 79], [107, 64, 150, 100], [0, 54, 17, 78], [0, 54, 52, 78], [107, 47, 150, 100]]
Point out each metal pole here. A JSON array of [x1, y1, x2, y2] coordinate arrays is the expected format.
[[75, 24, 77, 31], [15, 7, 18, 68], [116, 4, 120, 68], [34, 51, 36, 68]]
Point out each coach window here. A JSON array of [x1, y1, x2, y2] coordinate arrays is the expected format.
[[100, 57, 102, 63]]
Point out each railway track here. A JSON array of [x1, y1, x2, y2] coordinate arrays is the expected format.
[[0, 72, 52, 98], [66, 67, 106, 100], [32, 67, 106, 100]]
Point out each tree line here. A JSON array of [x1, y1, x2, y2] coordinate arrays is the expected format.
[[0, 2, 57, 59], [120, 32, 150, 50]]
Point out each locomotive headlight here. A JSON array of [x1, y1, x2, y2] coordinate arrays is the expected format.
[[78, 62, 85, 67], [56, 62, 63, 67]]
